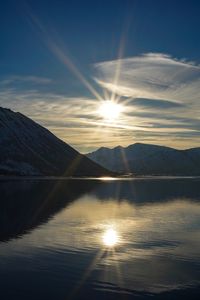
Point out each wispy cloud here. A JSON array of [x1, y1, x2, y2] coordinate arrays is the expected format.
[[0, 53, 200, 152], [93, 53, 200, 149], [0, 75, 52, 87], [127, 98, 186, 109], [0, 86, 120, 152], [94, 53, 200, 104]]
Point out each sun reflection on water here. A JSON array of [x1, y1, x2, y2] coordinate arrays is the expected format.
[[102, 228, 119, 247], [100, 177, 117, 181]]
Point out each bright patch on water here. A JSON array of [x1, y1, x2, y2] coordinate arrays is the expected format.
[[102, 228, 119, 247]]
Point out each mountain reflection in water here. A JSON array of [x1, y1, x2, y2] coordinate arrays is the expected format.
[[0, 178, 200, 300]]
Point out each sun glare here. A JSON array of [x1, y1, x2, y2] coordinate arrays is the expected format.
[[98, 100, 123, 122], [103, 228, 118, 247]]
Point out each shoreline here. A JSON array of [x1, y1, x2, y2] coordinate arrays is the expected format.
[[0, 175, 200, 181]]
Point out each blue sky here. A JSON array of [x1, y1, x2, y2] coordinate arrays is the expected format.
[[0, 0, 200, 151]]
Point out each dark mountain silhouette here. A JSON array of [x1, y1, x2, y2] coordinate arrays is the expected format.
[[87, 143, 200, 176], [0, 107, 112, 176]]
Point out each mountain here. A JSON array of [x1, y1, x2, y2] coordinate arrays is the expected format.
[[0, 107, 112, 176], [87, 143, 200, 176]]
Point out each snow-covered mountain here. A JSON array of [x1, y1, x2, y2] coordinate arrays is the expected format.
[[87, 143, 200, 176], [0, 107, 112, 176]]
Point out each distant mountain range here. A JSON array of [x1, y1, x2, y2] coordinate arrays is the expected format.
[[0, 107, 112, 176], [87, 143, 200, 176]]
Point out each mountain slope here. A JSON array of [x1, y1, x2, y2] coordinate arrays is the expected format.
[[87, 143, 200, 176], [0, 107, 112, 176]]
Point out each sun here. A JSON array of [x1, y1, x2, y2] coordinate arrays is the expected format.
[[103, 228, 118, 247], [98, 100, 123, 122]]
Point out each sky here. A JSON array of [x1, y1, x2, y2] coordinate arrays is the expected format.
[[0, 0, 200, 152]]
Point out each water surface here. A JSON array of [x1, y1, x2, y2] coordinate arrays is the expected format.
[[0, 178, 200, 299]]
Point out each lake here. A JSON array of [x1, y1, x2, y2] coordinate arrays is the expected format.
[[0, 177, 200, 299]]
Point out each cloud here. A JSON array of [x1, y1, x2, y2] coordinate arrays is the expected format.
[[91, 53, 200, 149], [0, 53, 200, 152], [0, 75, 52, 87], [0, 87, 122, 152], [127, 98, 185, 109], [94, 53, 200, 104]]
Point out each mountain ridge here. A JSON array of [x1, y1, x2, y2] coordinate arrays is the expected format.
[[87, 143, 200, 176]]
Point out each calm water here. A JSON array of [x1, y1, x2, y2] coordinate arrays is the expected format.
[[0, 178, 200, 299]]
